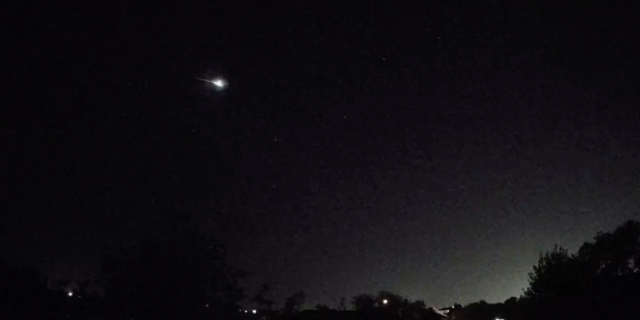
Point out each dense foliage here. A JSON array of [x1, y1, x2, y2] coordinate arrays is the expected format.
[[100, 220, 245, 320]]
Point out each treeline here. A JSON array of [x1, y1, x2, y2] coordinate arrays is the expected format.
[[454, 220, 640, 320], [0, 218, 248, 320], [521, 219, 640, 320], [2, 220, 638, 320], [271, 220, 640, 320]]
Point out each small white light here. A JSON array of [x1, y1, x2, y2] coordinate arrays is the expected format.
[[383, 299, 388, 305], [252, 309, 257, 314], [244, 310, 248, 313], [67, 291, 73, 297]]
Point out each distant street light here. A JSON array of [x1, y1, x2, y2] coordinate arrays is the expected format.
[[383, 299, 388, 305], [67, 291, 73, 297], [252, 309, 257, 314]]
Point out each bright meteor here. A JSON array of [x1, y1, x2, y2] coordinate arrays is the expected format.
[[196, 77, 227, 90]]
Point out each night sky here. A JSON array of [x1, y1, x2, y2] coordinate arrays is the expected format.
[[2, 0, 640, 309]]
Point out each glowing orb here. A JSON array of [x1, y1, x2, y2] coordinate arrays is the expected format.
[[196, 76, 227, 91], [211, 78, 227, 88]]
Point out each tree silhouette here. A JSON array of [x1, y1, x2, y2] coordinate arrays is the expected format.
[[283, 290, 306, 314], [0, 261, 63, 319], [338, 297, 346, 311], [401, 299, 428, 320], [525, 245, 579, 300], [404, 299, 426, 312], [462, 300, 506, 320], [351, 293, 377, 310], [252, 283, 275, 310], [577, 220, 640, 276], [101, 219, 245, 320], [525, 219, 640, 320], [315, 304, 331, 311]]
